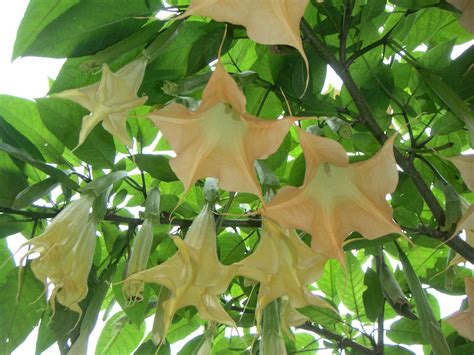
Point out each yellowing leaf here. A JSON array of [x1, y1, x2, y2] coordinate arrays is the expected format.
[[447, 154, 474, 191], [149, 61, 293, 196], [446, 277, 474, 341], [54, 57, 148, 148], [178, 0, 309, 73], [448, 0, 474, 33], [236, 219, 328, 326], [125, 205, 236, 341], [264, 128, 401, 263]]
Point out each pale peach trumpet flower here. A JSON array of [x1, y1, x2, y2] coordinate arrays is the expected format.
[[125, 204, 237, 343], [19, 194, 97, 314], [54, 56, 148, 148]]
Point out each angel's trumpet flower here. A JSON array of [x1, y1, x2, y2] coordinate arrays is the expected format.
[[20, 194, 96, 314]]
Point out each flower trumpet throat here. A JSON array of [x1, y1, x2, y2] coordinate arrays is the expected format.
[[124, 204, 237, 342], [19, 194, 97, 314], [54, 56, 148, 148]]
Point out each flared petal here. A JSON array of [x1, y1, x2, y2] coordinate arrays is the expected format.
[[265, 129, 401, 263], [150, 61, 293, 196], [124, 205, 236, 340], [177, 0, 310, 81], [237, 219, 328, 326], [54, 57, 148, 147], [447, 154, 474, 191], [446, 277, 474, 341]]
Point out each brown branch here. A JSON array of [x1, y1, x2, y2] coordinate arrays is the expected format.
[[300, 19, 474, 264], [0, 207, 262, 229], [298, 322, 379, 355]]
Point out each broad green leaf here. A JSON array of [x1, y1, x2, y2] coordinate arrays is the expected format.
[[398, 246, 451, 354], [134, 339, 170, 355], [431, 113, 465, 136], [13, 0, 80, 59], [0, 239, 14, 286], [317, 259, 339, 303], [0, 95, 64, 163], [36, 98, 116, 168], [132, 154, 178, 182], [82, 171, 128, 197], [298, 306, 342, 329], [0, 214, 27, 239], [218, 232, 247, 265], [0, 143, 79, 191], [419, 38, 456, 72], [142, 21, 228, 104], [13, 177, 58, 209], [336, 253, 367, 317], [363, 267, 384, 322], [421, 68, 474, 147], [0, 267, 46, 354], [387, 318, 427, 345], [166, 314, 202, 343], [0, 149, 28, 207], [69, 265, 116, 354], [35, 309, 59, 355], [95, 312, 145, 355], [21, 0, 163, 58], [178, 335, 205, 355]]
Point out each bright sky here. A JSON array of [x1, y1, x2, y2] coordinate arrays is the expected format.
[[1, 1, 472, 355]]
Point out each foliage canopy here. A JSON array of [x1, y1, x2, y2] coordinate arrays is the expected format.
[[1, 0, 473, 354]]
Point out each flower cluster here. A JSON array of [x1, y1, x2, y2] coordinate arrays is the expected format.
[[21, 0, 472, 349]]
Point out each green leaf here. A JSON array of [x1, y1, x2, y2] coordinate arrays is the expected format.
[[0, 214, 27, 239], [132, 154, 178, 182], [218, 232, 247, 265], [134, 339, 170, 355], [142, 21, 228, 104], [363, 267, 384, 322], [166, 314, 202, 343], [420, 68, 474, 147], [36, 98, 116, 168], [336, 253, 367, 317], [431, 113, 465, 136], [13, 177, 58, 209], [95, 312, 145, 355], [0, 239, 14, 286], [397, 245, 451, 354], [21, 0, 163, 58], [0, 95, 65, 163], [0, 266, 46, 354], [419, 38, 456, 72], [387, 318, 427, 345], [69, 265, 116, 354], [0, 149, 28, 207], [288, 153, 306, 187], [298, 306, 342, 329], [13, 0, 80, 59], [317, 259, 339, 303], [83, 171, 128, 197], [0, 143, 79, 191]]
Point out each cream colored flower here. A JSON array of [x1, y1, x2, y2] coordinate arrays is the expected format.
[[55, 57, 148, 148], [125, 204, 237, 342], [236, 219, 329, 327], [20, 194, 96, 314]]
